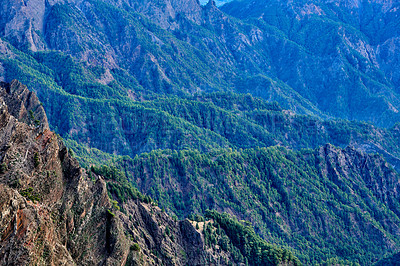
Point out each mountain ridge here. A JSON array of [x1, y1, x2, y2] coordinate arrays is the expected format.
[[2, 0, 400, 127]]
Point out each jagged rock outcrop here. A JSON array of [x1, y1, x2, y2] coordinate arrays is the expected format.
[[0, 80, 129, 265], [0, 80, 48, 130], [0, 81, 174, 264]]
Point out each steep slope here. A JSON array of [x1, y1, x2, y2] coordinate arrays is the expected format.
[[1, 0, 400, 126], [115, 144, 400, 264], [0, 81, 300, 265], [222, 0, 400, 125], [0, 80, 129, 264], [1, 1, 400, 264], [0, 0, 399, 171], [2, 80, 399, 263], [1, 0, 400, 181]]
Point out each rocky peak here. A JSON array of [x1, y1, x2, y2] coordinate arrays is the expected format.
[[110, 0, 205, 30], [206, 0, 217, 7], [326, 0, 395, 10], [0, 79, 126, 264], [0, 80, 48, 131]]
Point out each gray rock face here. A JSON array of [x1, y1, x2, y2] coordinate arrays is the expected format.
[[378, 37, 400, 94], [129, 0, 203, 29], [0, 0, 48, 51]]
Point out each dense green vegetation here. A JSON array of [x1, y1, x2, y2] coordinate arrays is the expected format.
[[7, 35, 400, 164], [6, 41, 400, 263], [203, 210, 301, 266], [375, 252, 400, 266], [62, 89, 400, 170], [111, 145, 400, 265], [90, 163, 302, 265], [4, 40, 400, 164]]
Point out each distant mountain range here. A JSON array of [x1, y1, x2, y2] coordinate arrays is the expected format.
[[2, 0, 400, 128]]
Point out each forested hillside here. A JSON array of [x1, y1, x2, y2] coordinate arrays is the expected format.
[[110, 144, 400, 264], [1, 0, 400, 163]]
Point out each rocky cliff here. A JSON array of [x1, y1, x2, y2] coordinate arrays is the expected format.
[[0, 79, 128, 264]]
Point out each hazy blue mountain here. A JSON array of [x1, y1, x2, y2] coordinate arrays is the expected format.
[[1, 0, 400, 130]]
